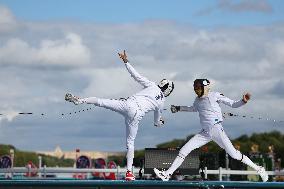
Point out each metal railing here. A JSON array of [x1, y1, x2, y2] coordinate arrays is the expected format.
[[1, 167, 284, 181], [203, 167, 284, 181]]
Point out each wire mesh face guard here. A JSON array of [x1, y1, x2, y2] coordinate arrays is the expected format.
[[193, 79, 210, 97], [158, 79, 174, 97]]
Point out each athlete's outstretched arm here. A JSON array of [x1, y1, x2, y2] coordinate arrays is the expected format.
[[171, 105, 197, 113], [217, 92, 251, 108], [118, 50, 154, 88]]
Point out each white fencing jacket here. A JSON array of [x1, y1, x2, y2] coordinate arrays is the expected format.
[[125, 63, 165, 126], [180, 92, 245, 129]]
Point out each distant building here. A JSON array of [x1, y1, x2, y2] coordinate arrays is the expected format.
[[37, 146, 124, 160]]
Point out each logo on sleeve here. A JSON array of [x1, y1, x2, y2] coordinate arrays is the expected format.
[[155, 92, 164, 100]]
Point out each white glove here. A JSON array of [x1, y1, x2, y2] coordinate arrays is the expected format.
[[171, 105, 180, 113], [154, 118, 165, 127], [65, 93, 84, 105]]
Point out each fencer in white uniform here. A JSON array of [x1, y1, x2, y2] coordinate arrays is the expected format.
[[154, 79, 268, 182], [65, 51, 174, 181]]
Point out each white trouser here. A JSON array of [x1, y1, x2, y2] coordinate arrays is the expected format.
[[166, 124, 242, 175], [82, 96, 144, 171], [179, 124, 242, 160], [166, 123, 252, 176]]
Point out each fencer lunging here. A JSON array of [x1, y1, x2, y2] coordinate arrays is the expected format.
[[65, 50, 174, 181], [154, 79, 268, 182]]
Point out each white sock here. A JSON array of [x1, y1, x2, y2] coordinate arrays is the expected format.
[[126, 147, 134, 171], [241, 155, 259, 170], [165, 155, 185, 176]]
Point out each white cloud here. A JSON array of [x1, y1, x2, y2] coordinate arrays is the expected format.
[[218, 0, 273, 13], [195, 0, 273, 16], [0, 5, 17, 32], [267, 41, 284, 65], [38, 33, 91, 65], [0, 33, 91, 66], [0, 110, 19, 126]]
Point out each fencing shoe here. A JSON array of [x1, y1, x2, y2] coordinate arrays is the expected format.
[[65, 93, 83, 105], [154, 168, 170, 181], [125, 170, 135, 181], [257, 166, 268, 182]]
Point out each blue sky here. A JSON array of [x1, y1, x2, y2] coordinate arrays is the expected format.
[[0, 0, 283, 26], [0, 0, 284, 152]]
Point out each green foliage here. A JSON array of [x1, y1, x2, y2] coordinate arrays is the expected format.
[[40, 155, 74, 167], [0, 144, 15, 155], [156, 139, 185, 148], [156, 135, 195, 149], [0, 144, 74, 167], [13, 150, 38, 166]]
